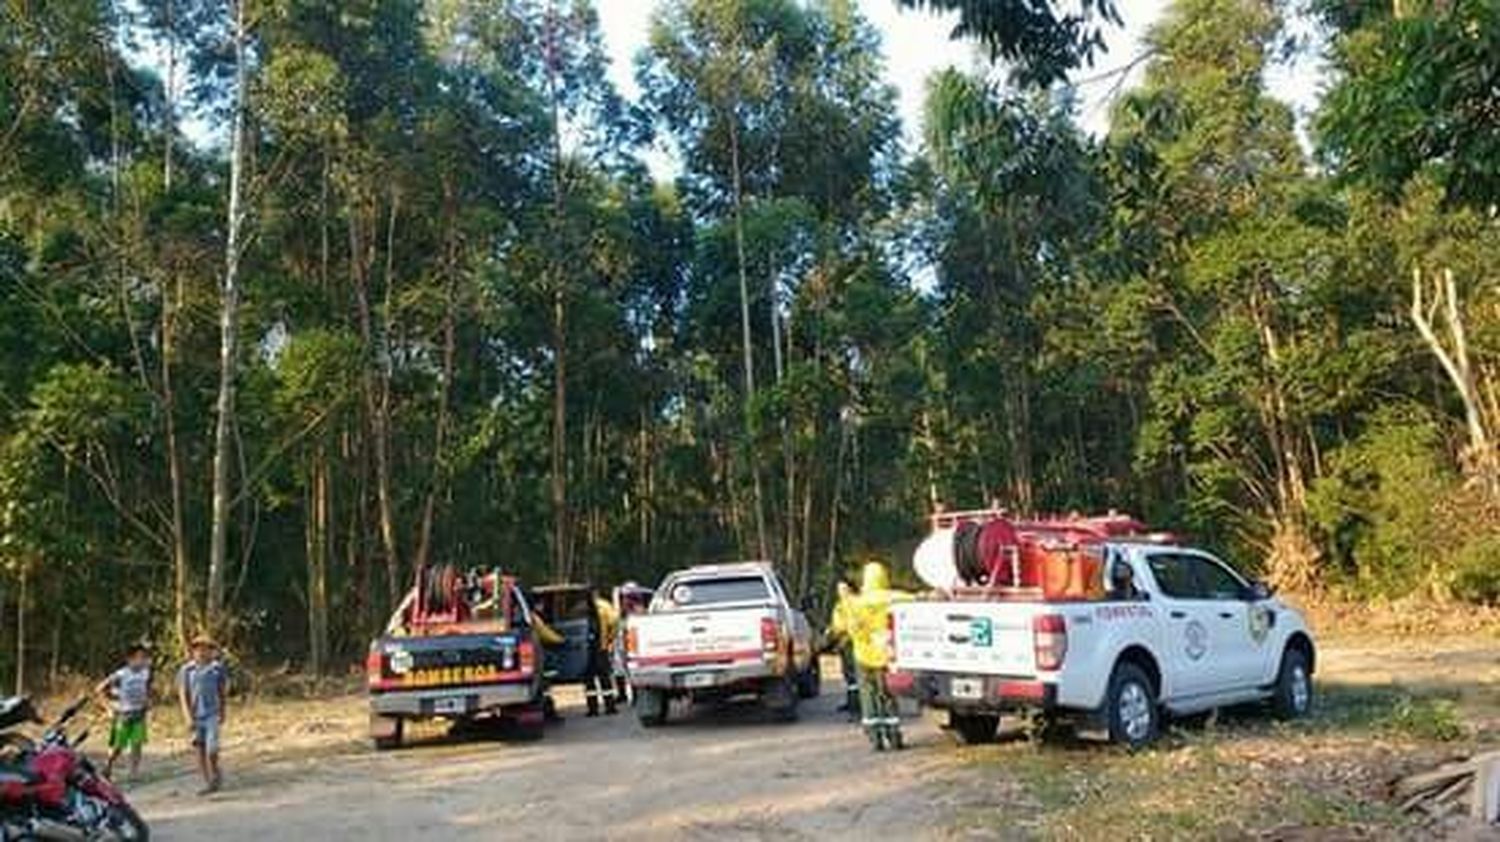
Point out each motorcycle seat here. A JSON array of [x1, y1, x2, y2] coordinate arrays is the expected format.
[[0, 698, 37, 732]]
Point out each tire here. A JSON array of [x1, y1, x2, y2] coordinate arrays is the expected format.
[[762, 676, 799, 722], [104, 803, 150, 841], [635, 688, 668, 728], [1271, 646, 1313, 720], [797, 656, 821, 700], [371, 715, 404, 751], [949, 711, 1000, 745], [1105, 662, 1159, 749]]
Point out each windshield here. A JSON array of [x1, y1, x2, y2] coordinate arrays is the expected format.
[[663, 576, 770, 608]]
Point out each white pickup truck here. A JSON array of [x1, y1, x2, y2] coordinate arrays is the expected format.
[[625, 562, 818, 725], [891, 541, 1316, 747]]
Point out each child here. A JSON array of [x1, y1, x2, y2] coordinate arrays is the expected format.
[[94, 643, 153, 780], [177, 635, 228, 795]]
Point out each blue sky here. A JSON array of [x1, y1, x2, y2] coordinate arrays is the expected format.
[[595, 0, 1327, 177]]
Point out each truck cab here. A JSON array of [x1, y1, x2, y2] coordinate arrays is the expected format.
[[892, 513, 1316, 748]]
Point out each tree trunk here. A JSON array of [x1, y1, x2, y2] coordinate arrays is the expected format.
[[307, 446, 330, 675], [163, 0, 176, 192], [545, 5, 572, 583], [1412, 267, 1497, 493], [728, 107, 769, 563], [206, 0, 250, 633], [416, 189, 459, 572], [163, 274, 190, 651], [352, 192, 402, 610], [14, 564, 25, 695]]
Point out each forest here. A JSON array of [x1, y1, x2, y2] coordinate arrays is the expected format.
[[0, 0, 1496, 684]]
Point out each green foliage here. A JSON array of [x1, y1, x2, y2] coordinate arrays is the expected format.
[[3, 0, 1500, 685], [896, 0, 1121, 86], [1317, 0, 1500, 207]]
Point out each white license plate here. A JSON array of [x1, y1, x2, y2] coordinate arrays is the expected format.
[[684, 672, 717, 688], [433, 697, 465, 714], [951, 677, 984, 700]]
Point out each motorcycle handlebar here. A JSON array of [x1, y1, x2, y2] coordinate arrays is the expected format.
[[55, 696, 88, 727]]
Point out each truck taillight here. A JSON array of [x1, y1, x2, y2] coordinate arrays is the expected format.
[[1033, 614, 1068, 671], [518, 640, 536, 675], [760, 617, 780, 658], [365, 648, 383, 686], [625, 627, 639, 655], [886, 612, 897, 657]]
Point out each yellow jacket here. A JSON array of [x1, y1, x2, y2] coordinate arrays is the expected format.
[[849, 563, 910, 670], [594, 597, 618, 652], [828, 584, 855, 645], [532, 614, 565, 647]]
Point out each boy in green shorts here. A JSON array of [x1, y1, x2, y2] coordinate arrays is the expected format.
[[95, 643, 153, 780]]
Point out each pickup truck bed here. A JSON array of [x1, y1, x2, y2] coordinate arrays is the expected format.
[[626, 563, 818, 725], [366, 575, 546, 749]]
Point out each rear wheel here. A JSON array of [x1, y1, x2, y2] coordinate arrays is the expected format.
[[371, 714, 404, 751], [949, 711, 1000, 745], [1105, 662, 1159, 749], [1272, 647, 1313, 720], [762, 676, 800, 722], [635, 688, 668, 727], [796, 656, 821, 699]]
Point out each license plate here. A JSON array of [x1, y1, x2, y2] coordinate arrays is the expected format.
[[433, 697, 465, 714], [951, 677, 984, 700], [684, 672, 716, 688]]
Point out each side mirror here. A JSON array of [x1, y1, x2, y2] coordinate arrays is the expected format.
[[1247, 580, 1274, 601]]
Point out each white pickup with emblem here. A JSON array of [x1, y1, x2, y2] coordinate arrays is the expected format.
[[891, 540, 1316, 748]]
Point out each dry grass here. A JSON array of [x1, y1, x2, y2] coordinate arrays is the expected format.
[[952, 622, 1500, 841]]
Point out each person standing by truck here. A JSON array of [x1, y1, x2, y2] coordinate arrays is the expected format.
[[586, 591, 620, 716], [849, 562, 910, 751], [826, 581, 860, 722]]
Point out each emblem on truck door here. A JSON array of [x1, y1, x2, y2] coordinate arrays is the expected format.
[[1184, 620, 1208, 661]]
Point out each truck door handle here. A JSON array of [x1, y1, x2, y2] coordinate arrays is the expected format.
[[1169, 610, 1187, 620], [1218, 612, 1233, 619]]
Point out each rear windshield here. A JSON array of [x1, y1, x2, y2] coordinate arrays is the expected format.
[[664, 576, 770, 608]]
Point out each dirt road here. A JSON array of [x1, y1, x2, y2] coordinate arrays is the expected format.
[[129, 672, 1016, 841], [125, 638, 1498, 840]]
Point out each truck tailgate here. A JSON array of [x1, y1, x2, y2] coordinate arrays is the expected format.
[[631, 607, 770, 665], [893, 601, 1039, 678], [369, 631, 528, 691]]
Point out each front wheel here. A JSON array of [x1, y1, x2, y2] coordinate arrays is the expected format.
[[949, 712, 1000, 745], [103, 803, 150, 841], [1105, 662, 1159, 749], [1271, 647, 1313, 720]]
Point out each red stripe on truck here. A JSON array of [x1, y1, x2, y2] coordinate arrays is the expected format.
[[995, 680, 1047, 701], [630, 648, 765, 667]]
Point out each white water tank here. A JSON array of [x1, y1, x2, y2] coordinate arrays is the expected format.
[[913, 527, 958, 590]]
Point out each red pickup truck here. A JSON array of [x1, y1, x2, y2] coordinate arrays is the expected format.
[[366, 566, 547, 749]]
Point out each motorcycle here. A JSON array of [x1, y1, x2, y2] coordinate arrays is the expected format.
[[0, 695, 149, 841]]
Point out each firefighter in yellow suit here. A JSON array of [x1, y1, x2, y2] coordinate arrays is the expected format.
[[587, 594, 620, 716], [849, 561, 911, 751], [827, 581, 860, 721]]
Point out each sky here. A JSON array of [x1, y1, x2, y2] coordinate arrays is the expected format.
[[595, 0, 1327, 178]]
